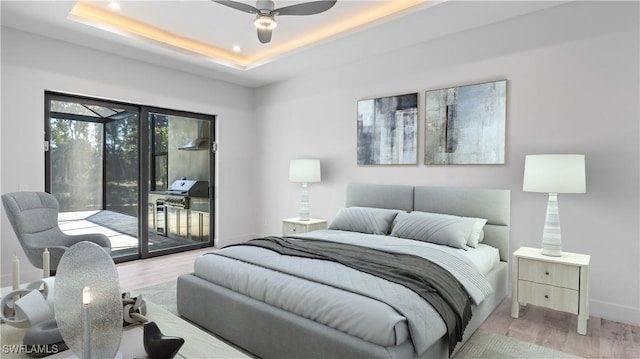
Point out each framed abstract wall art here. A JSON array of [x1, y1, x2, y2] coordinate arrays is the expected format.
[[424, 80, 507, 165], [357, 93, 418, 165]]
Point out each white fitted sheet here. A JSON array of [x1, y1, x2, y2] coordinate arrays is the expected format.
[[461, 243, 501, 276]]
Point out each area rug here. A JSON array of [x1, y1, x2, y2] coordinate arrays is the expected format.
[[132, 281, 581, 359], [130, 280, 179, 316]]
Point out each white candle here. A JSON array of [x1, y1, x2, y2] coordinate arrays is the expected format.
[[82, 286, 92, 359], [12, 254, 20, 290], [42, 248, 50, 279], [82, 287, 92, 307]]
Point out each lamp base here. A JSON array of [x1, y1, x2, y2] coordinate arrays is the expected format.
[[541, 247, 562, 257], [541, 193, 562, 257], [298, 183, 310, 221]]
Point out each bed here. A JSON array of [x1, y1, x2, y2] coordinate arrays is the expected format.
[[177, 183, 511, 359]]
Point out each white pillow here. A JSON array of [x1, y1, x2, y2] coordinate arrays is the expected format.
[[390, 211, 486, 249], [329, 207, 400, 235], [467, 219, 488, 248]]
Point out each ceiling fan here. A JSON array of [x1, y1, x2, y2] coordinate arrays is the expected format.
[[212, 0, 338, 44]]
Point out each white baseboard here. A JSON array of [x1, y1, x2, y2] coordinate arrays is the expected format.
[[590, 299, 640, 326]]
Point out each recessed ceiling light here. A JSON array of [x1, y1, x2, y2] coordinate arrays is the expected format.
[[108, 2, 120, 11], [232, 46, 241, 53]]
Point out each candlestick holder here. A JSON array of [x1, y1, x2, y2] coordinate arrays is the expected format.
[[0, 278, 56, 328], [54, 242, 122, 359]]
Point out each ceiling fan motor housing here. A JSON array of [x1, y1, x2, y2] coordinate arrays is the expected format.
[[256, 0, 275, 11], [213, 0, 338, 44]]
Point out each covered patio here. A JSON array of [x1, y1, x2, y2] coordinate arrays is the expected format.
[[58, 210, 201, 257]]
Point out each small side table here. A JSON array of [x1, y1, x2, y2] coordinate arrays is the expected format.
[[511, 246, 590, 335], [282, 218, 328, 236]]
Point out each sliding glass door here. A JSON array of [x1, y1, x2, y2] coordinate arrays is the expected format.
[[46, 93, 141, 258], [144, 108, 215, 256], [45, 92, 215, 262]]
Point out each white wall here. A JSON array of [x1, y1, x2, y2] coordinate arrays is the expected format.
[[253, 2, 640, 325], [0, 27, 258, 285]]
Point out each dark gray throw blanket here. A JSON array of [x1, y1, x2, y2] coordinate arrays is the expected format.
[[233, 236, 472, 356]]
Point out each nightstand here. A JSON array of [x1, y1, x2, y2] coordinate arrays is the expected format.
[[511, 246, 590, 335], [282, 218, 328, 236]]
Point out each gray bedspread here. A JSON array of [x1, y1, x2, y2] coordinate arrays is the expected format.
[[296, 230, 494, 304], [200, 231, 493, 356], [234, 236, 471, 355]]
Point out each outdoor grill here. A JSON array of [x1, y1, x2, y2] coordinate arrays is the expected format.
[[163, 179, 209, 209], [156, 179, 209, 241]]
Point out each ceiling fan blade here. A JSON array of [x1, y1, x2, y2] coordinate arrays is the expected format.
[[257, 28, 273, 43], [273, 0, 337, 16], [212, 0, 260, 14]]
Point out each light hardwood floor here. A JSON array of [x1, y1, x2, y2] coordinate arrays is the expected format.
[[117, 248, 640, 359], [481, 298, 640, 359], [117, 247, 214, 290]]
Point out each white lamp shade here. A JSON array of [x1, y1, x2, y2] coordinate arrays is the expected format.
[[523, 154, 586, 193], [289, 159, 321, 183]]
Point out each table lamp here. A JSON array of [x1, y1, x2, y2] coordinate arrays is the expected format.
[[523, 154, 586, 256], [289, 159, 321, 221]]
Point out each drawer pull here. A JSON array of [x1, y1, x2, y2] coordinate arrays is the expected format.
[[545, 271, 549, 275], [544, 295, 549, 299]]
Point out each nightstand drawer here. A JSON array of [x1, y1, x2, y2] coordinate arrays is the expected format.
[[519, 258, 580, 290], [282, 218, 328, 236], [283, 222, 305, 235], [518, 281, 579, 314]]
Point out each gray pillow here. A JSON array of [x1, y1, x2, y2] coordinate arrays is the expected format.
[[329, 207, 400, 235], [390, 211, 484, 249]]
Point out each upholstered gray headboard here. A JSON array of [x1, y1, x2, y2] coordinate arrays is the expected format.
[[345, 183, 511, 261], [346, 183, 414, 211]]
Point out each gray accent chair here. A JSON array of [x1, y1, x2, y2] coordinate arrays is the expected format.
[[2, 192, 111, 274]]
